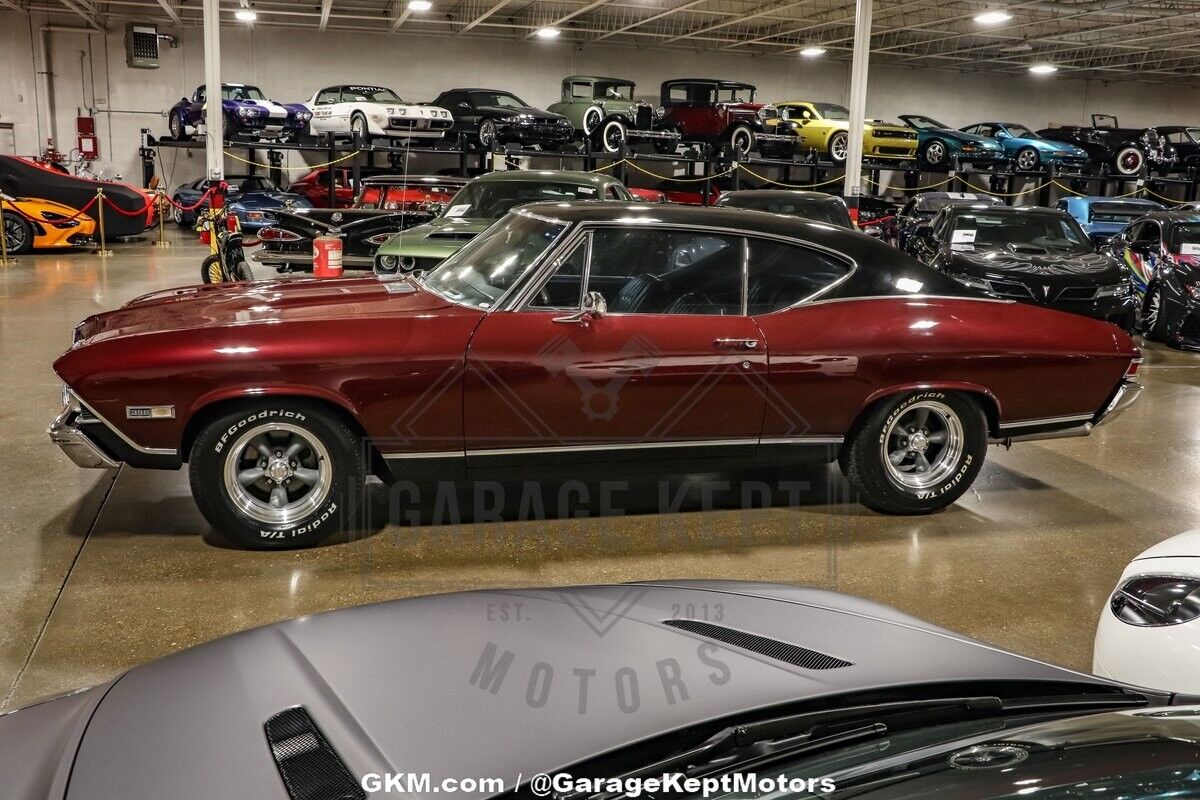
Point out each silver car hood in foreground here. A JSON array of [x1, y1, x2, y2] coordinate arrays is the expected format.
[[0, 581, 1118, 800]]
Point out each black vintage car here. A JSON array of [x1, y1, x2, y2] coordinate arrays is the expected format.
[[1105, 210, 1200, 349], [1159, 126, 1200, 168], [252, 174, 467, 272], [894, 191, 1004, 250], [431, 88, 575, 150], [907, 204, 1136, 328], [1037, 114, 1176, 176]]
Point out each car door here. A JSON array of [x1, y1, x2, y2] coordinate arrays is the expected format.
[[462, 225, 768, 461], [1123, 220, 1161, 293], [309, 87, 341, 134], [440, 92, 477, 135]]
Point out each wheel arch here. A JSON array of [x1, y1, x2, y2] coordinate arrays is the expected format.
[[854, 383, 1002, 440]]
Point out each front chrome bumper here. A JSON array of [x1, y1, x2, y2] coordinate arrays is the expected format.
[[1095, 377, 1144, 427], [48, 401, 118, 469]]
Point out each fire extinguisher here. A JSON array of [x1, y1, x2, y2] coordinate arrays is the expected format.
[[313, 234, 343, 279]]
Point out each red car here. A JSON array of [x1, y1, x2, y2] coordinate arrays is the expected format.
[[286, 167, 357, 208], [50, 204, 1141, 549], [660, 79, 796, 158]]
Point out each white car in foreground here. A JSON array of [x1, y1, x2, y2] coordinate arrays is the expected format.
[[1094, 529, 1200, 692], [305, 84, 453, 143]]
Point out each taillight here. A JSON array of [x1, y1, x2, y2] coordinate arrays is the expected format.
[[259, 227, 301, 242], [1126, 358, 1142, 378], [366, 232, 396, 246]]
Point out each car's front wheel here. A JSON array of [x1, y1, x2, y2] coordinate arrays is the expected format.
[[478, 120, 498, 148], [1015, 147, 1039, 171], [350, 112, 372, 146], [921, 139, 948, 167], [728, 124, 754, 158], [2, 211, 33, 255], [189, 401, 365, 549], [600, 119, 627, 154], [828, 131, 850, 164], [169, 110, 189, 141], [842, 391, 987, 515]]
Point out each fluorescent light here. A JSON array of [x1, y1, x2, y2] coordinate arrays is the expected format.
[[534, 26, 561, 38], [1029, 64, 1058, 74], [974, 10, 1012, 24], [234, 8, 257, 21], [799, 46, 827, 57], [408, 0, 432, 10]]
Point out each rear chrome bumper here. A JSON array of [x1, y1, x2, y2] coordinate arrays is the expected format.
[[1095, 377, 1143, 427], [48, 401, 119, 469]]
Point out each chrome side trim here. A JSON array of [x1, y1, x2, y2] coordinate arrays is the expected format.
[[383, 450, 464, 460], [383, 437, 842, 461], [760, 436, 844, 446], [797, 293, 1017, 310], [73, 393, 178, 456], [997, 413, 1095, 432]]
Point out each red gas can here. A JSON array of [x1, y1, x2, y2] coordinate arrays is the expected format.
[[312, 235, 343, 279]]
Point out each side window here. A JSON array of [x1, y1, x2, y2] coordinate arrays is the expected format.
[[570, 82, 591, 100], [747, 239, 851, 314], [666, 85, 688, 105], [529, 239, 587, 309], [316, 88, 340, 105], [1133, 221, 1160, 245]]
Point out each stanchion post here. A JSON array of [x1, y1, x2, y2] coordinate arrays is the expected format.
[[153, 190, 171, 248], [0, 199, 17, 266], [94, 188, 113, 257]]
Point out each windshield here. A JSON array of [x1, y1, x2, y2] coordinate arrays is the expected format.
[[223, 85, 267, 101], [717, 85, 755, 103], [470, 91, 526, 109], [596, 82, 635, 101], [701, 709, 1200, 800], [814, 103, 850, 120], [236, 177, 278, 193], [949, 212, 1093, 254], [916, 195, 1002, 213], [1089, 202, 1153, 225], [422, 213, 567, 310], [443, 180, 604, 220], [905, 115, 946, 130], [1004, 123, 1036, 138], [342, 86, 403, 103], [1170, 223, 1200, 253], [721, 195, 852, 228]]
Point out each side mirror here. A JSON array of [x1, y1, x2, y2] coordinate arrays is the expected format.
[[861, 225, 882, 238], [554, 291, 607, 325]]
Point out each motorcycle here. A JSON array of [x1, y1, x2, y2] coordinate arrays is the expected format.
[[197, 202, 251, 284]]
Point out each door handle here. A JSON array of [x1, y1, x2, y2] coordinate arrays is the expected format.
[[714, 338, 759, 350]]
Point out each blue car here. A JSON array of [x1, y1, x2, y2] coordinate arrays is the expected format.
[[167, 83, 312, 143], [169, 175, 312, 233], [1054, 196, 1164, 245], [898, 114, 1006, 168], [960, 121, 1091, 172]]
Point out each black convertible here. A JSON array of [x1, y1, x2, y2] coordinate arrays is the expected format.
[[252, 174, 466, 272], [906, 204, 1136, 327], [431, 88, 575, 150], [1037, 114, 1176, 176]]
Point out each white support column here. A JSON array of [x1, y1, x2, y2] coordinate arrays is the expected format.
[[202, 0, 223, 182], [842, 0, 872, 212]]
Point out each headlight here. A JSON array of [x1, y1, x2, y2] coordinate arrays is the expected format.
[[1111, 576, 1200, 626], [41, 210, 67, 221], [237, 106, 262, 118], [377, 254, 399, 272], [501, 115, 522, 124], [655, 105, 665, 118], [296, 111, 312, 122], [1185, 283, 1200, 301], [1097, 281, 1132, 298], [399, 256, 417, 271]]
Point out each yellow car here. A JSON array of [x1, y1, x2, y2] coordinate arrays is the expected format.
[[775, 101, 918, 164], [1, 197, 95, 255]]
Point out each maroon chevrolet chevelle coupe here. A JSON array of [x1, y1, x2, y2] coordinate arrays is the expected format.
[[50, 203, 1142, 548]]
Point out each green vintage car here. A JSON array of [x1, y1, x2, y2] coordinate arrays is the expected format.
[[373, 170, 635, 274], [546, 76, 680, 155]]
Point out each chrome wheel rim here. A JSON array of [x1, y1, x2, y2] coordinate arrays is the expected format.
[[351, 116, 366, 136], [603, 122, 625, 152], [1017, 150, 1037, 170], [1118, 148, 1142, 174], [583, 108, 602, 134], [222, 422, 332, 525], [926, 142, 944, 164], [479, 122, 495, 145], [831, 133, 848, 161], [881, 400, 964, 491], [732, 128, 752, 156], [170, 115, 182, 138], [1145, 286, 1161, 330], [171, 204, 183, 224], [2, 216, 27, 251]]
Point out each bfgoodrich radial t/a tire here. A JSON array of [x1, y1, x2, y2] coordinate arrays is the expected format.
[[189, 401, 365, 549], [843, 390, 987, 515]]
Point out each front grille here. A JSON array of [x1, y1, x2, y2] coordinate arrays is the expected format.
[[988, 280, 1035, 299], [662, 619, 853, 670], [635, 104, 652, 129], [1057, 286, 1098, 301], [876, 146, 913, 156]]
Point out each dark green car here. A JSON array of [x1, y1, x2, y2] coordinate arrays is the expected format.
[[373, 170, 635, 273]]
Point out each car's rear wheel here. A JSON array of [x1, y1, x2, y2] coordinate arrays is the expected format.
[[171, 202, 188, 228], [1114, 146, 1145, 176], [2, 212, 33, 255], [921, 139, 947, 167], [828, 131, 849, 164], [189, 401, 365, 549], [600, 119, 627, 154], [169, 110, 189, 142], [1015, 147, 1039, 171], [1142, 282, 1170, 341], [842, 391, 987, 515]]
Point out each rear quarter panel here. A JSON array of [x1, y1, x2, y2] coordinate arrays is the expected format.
[[754, 296, 1136, 437]]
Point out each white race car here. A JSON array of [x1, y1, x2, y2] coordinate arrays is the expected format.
[[305, 85, 453, 143], [1094, 528, 1200, 693]]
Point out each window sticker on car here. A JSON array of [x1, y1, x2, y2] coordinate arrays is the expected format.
[[1181, 242, 1200, 255], [951, 243, 975, 252], [952, 229, 977, 243], [446, 204, 472, 217], [577, 187, 595, 195]]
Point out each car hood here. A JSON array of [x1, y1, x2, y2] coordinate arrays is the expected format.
[[375, 215, 492, 257], [0, 582, 1118, 800], [949, 247, 1123, 279], [1131, 529, 1200, 561], [479, 105, 564, 121], [229, 191, 308, 210], [1028, 138, 1088, 156], [67, 276, 454, 346]]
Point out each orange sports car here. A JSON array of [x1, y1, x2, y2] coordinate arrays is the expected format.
[[1, 196, 95, 254]]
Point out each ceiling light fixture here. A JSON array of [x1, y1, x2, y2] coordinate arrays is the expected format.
[[408, 0, 432, 10], [534, 26, 561, 38], [1028, 64, 1058, 74], [799, 46, 827, 57], [974, 10, 1012, 24], [234, 7, 257, 21]]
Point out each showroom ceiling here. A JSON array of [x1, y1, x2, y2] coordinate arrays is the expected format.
[[15, 0, 1200, 79]]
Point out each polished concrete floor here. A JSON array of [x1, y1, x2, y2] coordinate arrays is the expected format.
[[3, 228, 1199, 711]]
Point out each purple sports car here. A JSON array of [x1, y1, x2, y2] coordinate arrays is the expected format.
[[167, 83, 312, 142]]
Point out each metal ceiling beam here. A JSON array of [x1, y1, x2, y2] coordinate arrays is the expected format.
[[523, 0, 611, 37], [58, 0, 104, 29], [591, 0, 710, 42], [155, 0, 182, 24], [319, 0, 333, 30], [458, 0, 510, 35], [0, 0, 26, 11], [658, 0, 810, 45]]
